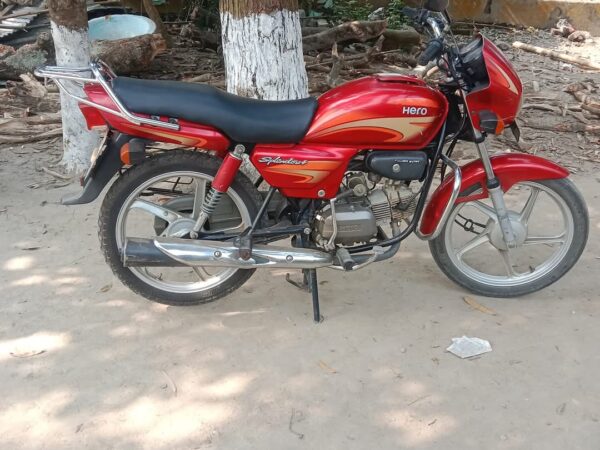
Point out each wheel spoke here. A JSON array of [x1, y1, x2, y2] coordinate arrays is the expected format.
[[143, 267, 163, 281], [192, 178, 207, 219], [192, 267, 211, 281], [203, 223, 246, 235], [456, 232, 491, 260], [520, 187, 540, 225], [471, 201, 498, 221], [130, 199, 183, 224], [498, 249, 521, 278], [523, 232, 566, 246]]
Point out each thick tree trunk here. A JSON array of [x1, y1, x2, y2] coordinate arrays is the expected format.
[[219, 0, 309, 101], [48, 0, 100, 173]]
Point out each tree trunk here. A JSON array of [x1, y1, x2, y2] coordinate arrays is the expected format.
[[219, 0, 309, 101], [48, 0, 101, 173]]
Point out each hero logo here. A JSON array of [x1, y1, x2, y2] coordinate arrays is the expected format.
[[403, 106, 429, 116]]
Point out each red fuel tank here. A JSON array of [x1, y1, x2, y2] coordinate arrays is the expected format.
[[302, 74, 448, 149]]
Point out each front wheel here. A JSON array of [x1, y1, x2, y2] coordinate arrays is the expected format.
[[429, 178, 588, 297]]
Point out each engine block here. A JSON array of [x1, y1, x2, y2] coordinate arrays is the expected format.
[[369, 181, 418, 226], [314, 202, 377, 246], [313, 179, 418, 248]]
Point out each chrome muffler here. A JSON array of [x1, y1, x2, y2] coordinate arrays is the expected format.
[[123, 237, 333, 269]]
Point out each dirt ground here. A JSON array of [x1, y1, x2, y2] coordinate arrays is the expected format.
[[0, 131, 599, 450], [1, 24, 600, 450]]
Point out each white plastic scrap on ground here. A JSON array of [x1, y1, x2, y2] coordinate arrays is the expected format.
[[447, 336, 492, 359]]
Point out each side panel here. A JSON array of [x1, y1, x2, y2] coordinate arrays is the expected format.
[[251, 144, 359, 199], [303, 75, 448, 148], [82, 84, 230, 155], [420, 154, 569, 235]]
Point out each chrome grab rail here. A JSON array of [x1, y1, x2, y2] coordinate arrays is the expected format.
[[415, 154, 462, 241], [34, 60, 180, 131]]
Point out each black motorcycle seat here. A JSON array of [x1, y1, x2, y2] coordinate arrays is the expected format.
[[111, 77, 318, 144]]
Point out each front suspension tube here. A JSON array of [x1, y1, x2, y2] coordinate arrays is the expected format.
[[476, 138, 517, 248], [488, 183, 517, 247]]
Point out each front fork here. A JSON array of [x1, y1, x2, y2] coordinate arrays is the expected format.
[[473, 131, 517, 247]]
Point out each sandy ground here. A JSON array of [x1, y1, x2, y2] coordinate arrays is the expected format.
[[0, 140, 599, 450], [0, 24, 599, 450]]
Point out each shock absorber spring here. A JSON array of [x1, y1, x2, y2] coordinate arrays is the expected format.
[[190, 145, 245, 238], [190, 187, 223, 237], [200, 187, 223, 216]]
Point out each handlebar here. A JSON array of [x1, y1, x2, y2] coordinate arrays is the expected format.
[[426, 17, 443, 38], [418, 38, 444, 66], [402, 6, 447, 66]]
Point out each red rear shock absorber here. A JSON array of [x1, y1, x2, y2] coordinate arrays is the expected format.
[[190, 144, 245, 238]]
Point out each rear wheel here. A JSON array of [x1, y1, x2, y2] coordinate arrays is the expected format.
[[99, 150, 262, 306], [429, 178, 588, 297]]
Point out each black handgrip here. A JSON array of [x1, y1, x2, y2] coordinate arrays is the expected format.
[[418, 38, 444, 66]]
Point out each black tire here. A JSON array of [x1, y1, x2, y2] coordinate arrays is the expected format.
[[99, 150, 263, 306], [429, 178, 589, 298]]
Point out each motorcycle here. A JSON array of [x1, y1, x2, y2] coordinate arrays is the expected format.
[[36, 0, 588, 322]]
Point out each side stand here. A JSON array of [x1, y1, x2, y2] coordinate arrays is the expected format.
[[286, 268, 323, 323], [307, 268, 322, 323]]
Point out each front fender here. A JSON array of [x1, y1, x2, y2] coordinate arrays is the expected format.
[[420, 154, 569, 236]]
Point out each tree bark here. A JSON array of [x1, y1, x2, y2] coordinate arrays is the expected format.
[[0, 32, 165, 79], [0, 33, 54, 80], [48, 0, 101, 173], [220, 0, 309, 101], [140, 0, 173, 48], [513, 41, 600, 71], [91, 33, 167, 74], [382, 27, 421, 51], [302, 20, 388, 53]]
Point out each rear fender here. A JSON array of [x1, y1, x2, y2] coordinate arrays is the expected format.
[[419, 154, 569, 236], [61, 132, 130, 205]]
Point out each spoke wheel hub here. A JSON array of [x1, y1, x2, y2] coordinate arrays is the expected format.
[[163, 218, 196, 238], [488, 211, 527, 250]]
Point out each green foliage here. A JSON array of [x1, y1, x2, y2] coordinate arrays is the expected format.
[[387, 0, 407, 29], [331, 0, 373, 23]]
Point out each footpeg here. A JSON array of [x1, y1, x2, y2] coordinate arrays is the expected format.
[[335, 248, 356, 271]]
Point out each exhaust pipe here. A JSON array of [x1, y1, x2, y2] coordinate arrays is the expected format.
[[123, 237, 333, 269]]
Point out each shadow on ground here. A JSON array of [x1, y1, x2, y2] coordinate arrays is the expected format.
[[1, 156, 599, 449]]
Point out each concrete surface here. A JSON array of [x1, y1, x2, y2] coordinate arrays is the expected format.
[[0, 150, 599, 449]]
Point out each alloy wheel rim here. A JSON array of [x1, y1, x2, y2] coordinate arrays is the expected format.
[[115, 171, 252, 294], [444, 181, 574, 288]]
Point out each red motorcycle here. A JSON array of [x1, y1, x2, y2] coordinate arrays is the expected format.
[[36, 0, 588, 321]]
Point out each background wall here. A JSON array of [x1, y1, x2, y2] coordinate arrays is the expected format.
[[393, 0, 600, 35]]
